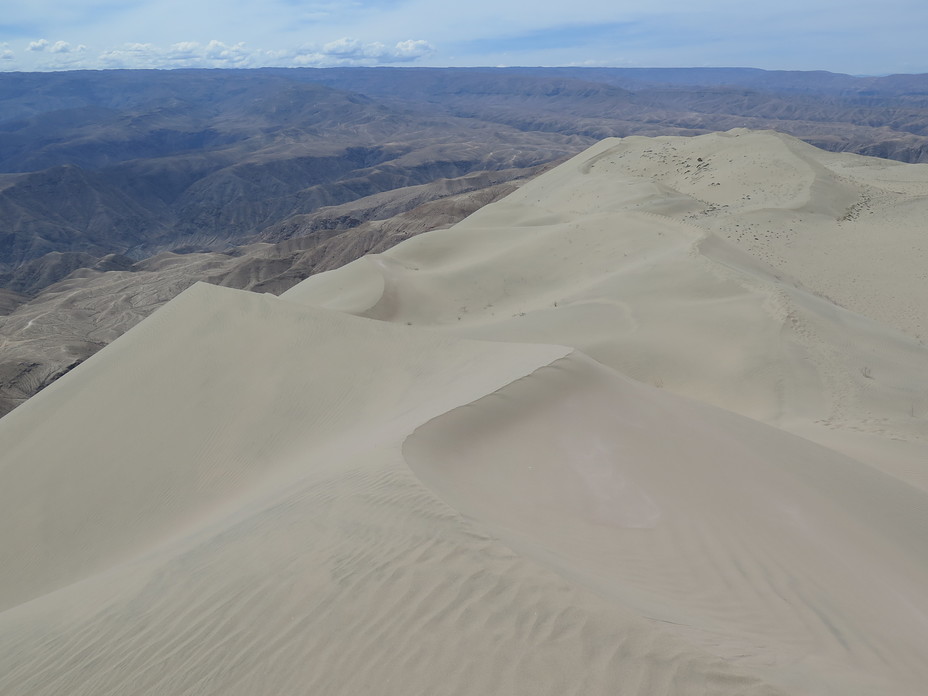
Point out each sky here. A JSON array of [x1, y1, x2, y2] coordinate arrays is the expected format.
[[1, 0, 926, 75]]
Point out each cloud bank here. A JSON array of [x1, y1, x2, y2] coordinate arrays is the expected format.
[[4, 37, 435, 70]]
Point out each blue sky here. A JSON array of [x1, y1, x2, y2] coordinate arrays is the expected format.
[[1, 0, 925, 74]]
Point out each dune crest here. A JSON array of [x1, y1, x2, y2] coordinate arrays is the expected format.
[[2, 130, 927, 695]]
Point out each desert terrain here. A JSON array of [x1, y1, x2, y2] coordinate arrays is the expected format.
[[0, 130, 926, 694]]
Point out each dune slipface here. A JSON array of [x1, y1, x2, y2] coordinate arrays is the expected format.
[[2, 130, 928, 695]]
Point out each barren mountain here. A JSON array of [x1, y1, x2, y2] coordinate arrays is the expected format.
[[289, 67, 928, 159], [0, 71, 581, 273]]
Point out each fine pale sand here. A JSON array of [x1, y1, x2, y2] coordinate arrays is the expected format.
[[2, 130, 927, 695]]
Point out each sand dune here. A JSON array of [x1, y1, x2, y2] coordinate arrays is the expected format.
[[2, 130, 927, 695], [406, 352, 928, 694]]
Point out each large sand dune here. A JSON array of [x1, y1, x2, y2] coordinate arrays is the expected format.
[[2, 130, 927, 694]]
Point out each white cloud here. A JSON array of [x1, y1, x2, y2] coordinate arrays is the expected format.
[[0, 44, 13, 61], [16, 35, 434, 71], [97, 40, 257, 69], [98, 43, 159, 68], [321, 37, 366, 57], [22, 39, 85, 61], [394, 39, 434, 60], [289, 52, 326, 66], [204, 40, 251, 66], [291, 37, 435, 66], [168, 42, 200, 59]]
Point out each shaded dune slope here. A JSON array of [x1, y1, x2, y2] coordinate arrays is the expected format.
[[2, 131, 928, 694], [405, 352, 928, 695]]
